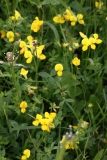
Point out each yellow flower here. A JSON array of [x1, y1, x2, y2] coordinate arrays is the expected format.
[[62, 43, 69, 47], [93, 33, 102, 44], [24, 50, 33, 63], [0, 30, 6, 38], [31, 17, 44, 32], [53, 14, 65, 24], [44, 112, 56, 121], [81, 38, 90, 51], [21, 149, 30, 160], [32, 114, 42, 126], [27, 35, 34, 42], [20, 101, 28, 113], [20, 68, 28, 79], [15, 10, 21, 20], [72, 57, 80, 66], [81, 121, 89, 128], [11, 10, 21, 20], [77, 14, 84, 25], [63, 9, 72, 21], [79, 32, 87, 39], [72, 126, 78, 129], [95, 1, 103, 9], [6, 31, 14, 42], [41, 118, 55, 132], [19, 40, 27, 54], [73, 42, 79, 49], [89, 37, 96, 50], [70, 15, 77, 26], [49, 112, 56, 119], [55, 64, 63, 76], [79, 32, 102, 51], [35, 45, 46, 60]]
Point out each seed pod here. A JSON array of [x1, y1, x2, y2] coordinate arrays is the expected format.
[[6, 52, 13, 62]]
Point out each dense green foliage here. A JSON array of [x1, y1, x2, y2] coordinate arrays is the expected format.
[[0, 0, 107, 159]]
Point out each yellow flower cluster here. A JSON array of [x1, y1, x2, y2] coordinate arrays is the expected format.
[[60, 125, 79, 150], [21, 149, 30, 160], [61, 120, 89, 150], [32, 112, 56, 132], [73, 120, 89, 135], [61, 135, 79, 150], [79, 32, 102, 51], [54, 64, 63, 76], [31, 17, 44, 32], [19, 35, 46, 62], [53, 9, 84, 26]]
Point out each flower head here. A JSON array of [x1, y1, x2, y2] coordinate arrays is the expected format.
[[32, 112, 56, 132], [21, 149, 30, 160], [77, 14, 84, 25], [53, 14, 65, 24], [31, 17, 44, 32], [63, 9, 72, 21], [15, 10, 21, 20], [0, 30, 6, 38], [24, 50, 33, 63], [11, 10, 21, 20], [72, 57, 80, 66], [70, 13, 84, 26], [79, 32, 102, 51], [19, 40, 27, 54], [55, 64, 63, 76], [20, 101, 28, 113], [95, 1, 103, 9], [93, 33, 102, 44], [32, 114, 42, 126], [20, 68, 28, 79], [35, 45, 46, 60], [70, 15, 77, 26], [6, 31, 14, 42]]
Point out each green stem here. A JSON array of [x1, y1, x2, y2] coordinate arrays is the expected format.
[[33, 51, 39, 87], [10, 51, 20, 102], [59, 24, 68, 43], [65, 101, 79, 121], [85, 47, 90, 69], [3, 102, 12, 134], [4, 0, 10, 17]]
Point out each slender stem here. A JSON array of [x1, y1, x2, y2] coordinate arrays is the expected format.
[[33, 51, 39, 87], [10, 50, 20, 102], [4, 0, 10, 17], [59, 24, 68, 43]]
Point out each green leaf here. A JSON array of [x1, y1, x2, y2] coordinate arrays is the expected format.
[[93, 149, 104, 160], [65, 99, 75, 103], [0, 73, 11, 77], [45, 21, 60, 41], [11, 125, 40, 131], [10, 120, 19, 128], [38, 0, 62, 6], [54, 89, 60, 95], [38, 72, 50, 78], [0, 149, 5, 157], [48, 77, 56, 87]]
